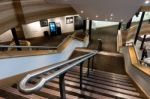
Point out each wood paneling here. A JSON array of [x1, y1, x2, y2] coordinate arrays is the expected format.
[[128, 46, 150, 77], [0, 2, 18, 35], [140, 6, 150, 11], [24, 7, 76, 24]]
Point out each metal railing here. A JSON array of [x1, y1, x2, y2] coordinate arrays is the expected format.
[[0, 45, 57, 50], [0, 35, 71, 51], [18, 51, 97, 98]]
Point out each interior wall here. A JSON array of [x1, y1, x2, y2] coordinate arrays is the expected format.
[[0, 15, 120, 41], [23, 15, 76, 39], [92, 21, 119, 29], [22, 21, 46, 38], [123, 47, 150, 98], [0, 30, 13, 43]]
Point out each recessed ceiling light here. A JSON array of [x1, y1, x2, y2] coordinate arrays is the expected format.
[[120, 19, 124, 22], [96, 15, 99, 18], [145, 0, 150, 4], [110, 13, 114, 17], [86, 17, 89, 20], [80, 10, 84, 14]]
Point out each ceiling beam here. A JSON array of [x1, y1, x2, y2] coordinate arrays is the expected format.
[[12, 0, 25, 24], [134, 12, 145, 44], [12, 0, 25, 39]]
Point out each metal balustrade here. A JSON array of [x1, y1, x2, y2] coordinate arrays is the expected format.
[[18, 51, 97, 99]]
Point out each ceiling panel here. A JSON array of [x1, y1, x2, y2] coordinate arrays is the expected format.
[[46, 0, 150, 22]]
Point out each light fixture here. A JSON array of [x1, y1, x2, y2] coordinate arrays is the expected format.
[[86, 17, 89, 20], [80, 10, 84, 14], [96, 15, 99, 18], [120, 19, 124, 22], [145, 0, 150, 4], [110, 13, 114, 17]]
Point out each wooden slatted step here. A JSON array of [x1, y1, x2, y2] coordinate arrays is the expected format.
[[69, 70, 132, 83], [31, 78, 114, 99], [26, 83, 77, 99], [36, 75, 142, 99], [31, 78, 142, 99], [65, 73, 137, 91], [72, 66, 130, 80], [0, 87, 46, 99], [0, 67, 147, 99], [62, 76, 140, 96], [42, 72, 136, 92], [67, 72, 134, 87]]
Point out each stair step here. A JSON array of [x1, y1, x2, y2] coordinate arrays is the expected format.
[[31, 78, 114, 99], [0, 87, 46, 99], [63, 76, 139, 96], [73, 66, 129, 79], [37, 74, 142, 99], [32, 77, 142, 99], [27, 83, 77, 99], [0, 67, 146, 99], [68, 71, 134, 87], [69, 69, 132, 83], [65, 74, 137, 91]]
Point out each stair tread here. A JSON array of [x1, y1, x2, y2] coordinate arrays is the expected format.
[[1, 87, 46, 99], [74, 66, 129, 78], [31, 78, 114, 99], [0, 67, 147, 99]]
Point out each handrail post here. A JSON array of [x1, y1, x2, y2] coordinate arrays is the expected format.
[[87, 58, 90, 77], [59, 72, 66, 99], [91, 56, 95, 71], [80, 62, 84, 90]]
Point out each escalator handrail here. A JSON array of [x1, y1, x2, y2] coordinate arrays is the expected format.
[[18, 51, 97, 93]]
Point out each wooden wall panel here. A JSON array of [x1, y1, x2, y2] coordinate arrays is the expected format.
[[20, 0, 76, 23], [0, 1, 18, 35]]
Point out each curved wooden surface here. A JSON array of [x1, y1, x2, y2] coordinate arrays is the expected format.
[[121, 23, 150, 43], [128, 46, 150, 77], [0, 35, 72, 59]]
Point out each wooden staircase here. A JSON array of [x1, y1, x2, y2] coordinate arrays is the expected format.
[[0, 67, 147, 99]]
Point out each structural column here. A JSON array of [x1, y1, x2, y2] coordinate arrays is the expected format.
[[83, 20, 87, 32], [12, 0, 25, 40], [134, 12, 145, 44], [118, 22, 122, 30], [11, 28, 21, 51], [140, 35, 147, 49], [89, 20, 92, 41], [126, 18, 132, 29]]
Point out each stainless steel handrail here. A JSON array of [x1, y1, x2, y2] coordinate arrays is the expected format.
[[18, 51, 97, 93]]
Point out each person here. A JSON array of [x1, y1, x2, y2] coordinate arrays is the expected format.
[[97, 39, 102, 51], [141, 45, 148, 61]]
